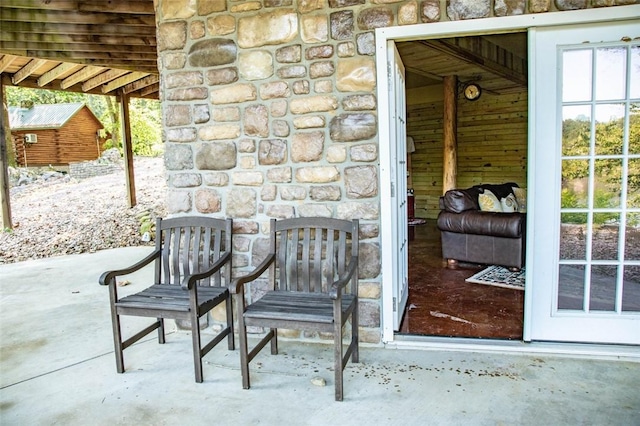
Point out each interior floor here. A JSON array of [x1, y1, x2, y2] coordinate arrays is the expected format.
[[399, 220, 525, 340]]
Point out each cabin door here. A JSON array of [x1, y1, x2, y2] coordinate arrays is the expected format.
[[529, 21, 640, 344], [388, 41, 410, 331]]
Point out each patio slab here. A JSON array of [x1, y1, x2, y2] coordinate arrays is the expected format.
[[1, 247, 639, 425]]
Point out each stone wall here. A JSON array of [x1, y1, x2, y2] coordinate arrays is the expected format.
[[69, 160, 120, 180], [157, 0, 635, 343]]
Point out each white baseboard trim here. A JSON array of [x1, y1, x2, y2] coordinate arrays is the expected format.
[[388, 335, 640, 362]]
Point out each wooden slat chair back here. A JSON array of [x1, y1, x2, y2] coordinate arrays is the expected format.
[[232, 217, 359, 401], [99, 216, 234, 383]]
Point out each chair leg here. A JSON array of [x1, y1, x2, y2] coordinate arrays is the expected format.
[[158, 318, 165, 344], [110, 309, 125, 374], [352, 303, 359, 363], [191, 313, 204, 383], [270, 328, 278, 355], [334, 323, 344, 402], [238, 315, 251, 389], [225, 296, 234, 350]]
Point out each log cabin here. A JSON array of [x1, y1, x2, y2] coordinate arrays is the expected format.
[[8, 102, 106, 167]]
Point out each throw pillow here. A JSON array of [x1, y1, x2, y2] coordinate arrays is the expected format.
[[500, 193, 518, 213], [512, 187, 527, 212], [478, 189, 502, 212]]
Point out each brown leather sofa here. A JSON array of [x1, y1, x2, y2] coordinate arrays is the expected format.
[[437, 183, 526, 270]]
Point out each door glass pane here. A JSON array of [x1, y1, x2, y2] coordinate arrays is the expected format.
[[592, 215, 620, 261], [560, 214, 587, 260], [561, 159, 589, 207], [630, 103, 640, 155], [558, 43, 638, 318], [594, 104, 624, 155], [626, 224, 640, 261], [558, 265, 585, 310], [562, 105, 591, 156], [628, 158, 640, 208], [563, 49, 592, 102], [622, 266, 640, 312], [589, 265, 617, 311], [594, 158, 622, 208], [630, 46, 640, 99], [596, 47, 626, 101]]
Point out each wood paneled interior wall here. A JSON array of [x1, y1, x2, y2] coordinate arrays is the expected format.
[[407, 88, 528, 219], [13, 108, 103, 167]]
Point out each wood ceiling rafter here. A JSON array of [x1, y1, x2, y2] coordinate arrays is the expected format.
[[419, 36, 528, 87], [0, 0, 159, 99]]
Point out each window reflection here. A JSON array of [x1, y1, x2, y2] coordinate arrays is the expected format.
[[562, 105, 591, 156], [629, 46, 639, 99], [622, 266, 640, 312], [594, 104, 624, 155], [589, 265, 618, 311], [563, 50, 592, 102], [596, 47, 626, 101], [560, 213, 587, 260], [591, 215, 620, 261], [558, 265, 585, 310], [558, 44, 639, 315]]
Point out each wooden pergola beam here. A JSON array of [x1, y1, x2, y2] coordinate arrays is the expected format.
[[2, 42, 159, 56], [11, 58, 46, 84], [0, 8, 156, 26], [61, 65, 108, 89], [37, 62, 80, 87], [0, 55, 17, 73], [1, 0, 155, 14], [118, 91, 136, 208], [1, 74, 160, 99], [0, 22, 157, 38], [0, 77, 13, 230], [0, 32, 157, 48], [82, 69, 129, 92], [102, 72, 149, 94], [123, 74, 159, 94]]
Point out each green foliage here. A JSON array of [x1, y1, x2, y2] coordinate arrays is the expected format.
[[562, 117, 590, 156], [130, 99, 162, 156], [562, 112, 640, 185], [561, 188, 586, 224], [6, 86, 87, 106], [561, 188, 622, 225]]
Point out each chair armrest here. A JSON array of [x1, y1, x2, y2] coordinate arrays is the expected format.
[[230, 253, 276, 294], [329, 256, 358, 300], [98, 248, 161, 286], [181, 251, 232, 290]]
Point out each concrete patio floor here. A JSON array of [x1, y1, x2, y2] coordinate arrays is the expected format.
[[1, 247, 639, 425]]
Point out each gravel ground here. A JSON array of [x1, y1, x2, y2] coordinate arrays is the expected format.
[[0, 157, 166, 264]]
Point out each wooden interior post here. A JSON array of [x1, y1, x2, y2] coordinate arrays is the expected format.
[[442, 75, 458, 194], [118, 90, 136, 207], [0, 77, 13, 229]]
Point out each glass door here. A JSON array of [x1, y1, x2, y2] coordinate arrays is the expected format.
[[530, 22, 640, 344]]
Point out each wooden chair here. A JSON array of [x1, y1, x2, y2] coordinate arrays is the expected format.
[[232, 217, 359, 401], [99, 216, 234, 383]]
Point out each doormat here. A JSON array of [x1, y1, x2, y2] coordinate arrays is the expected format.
[[465, 265, 525, 291]]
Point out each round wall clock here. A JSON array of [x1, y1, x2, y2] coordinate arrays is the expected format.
[[463, 83, 482, 101]]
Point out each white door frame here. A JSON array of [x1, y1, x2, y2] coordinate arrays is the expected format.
[[375, 4, 640, 344]]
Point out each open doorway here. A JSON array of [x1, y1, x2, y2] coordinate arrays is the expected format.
[[394, 32, 529, 340]]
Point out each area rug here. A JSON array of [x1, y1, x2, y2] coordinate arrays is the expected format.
[[465, 265, 525, 291]]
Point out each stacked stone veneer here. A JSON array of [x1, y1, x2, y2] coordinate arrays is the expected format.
[[69, 160, 120, 180], [157, 0, 635, 343]]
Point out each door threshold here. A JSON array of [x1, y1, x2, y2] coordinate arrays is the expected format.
[[388, 334, 640, 362]]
